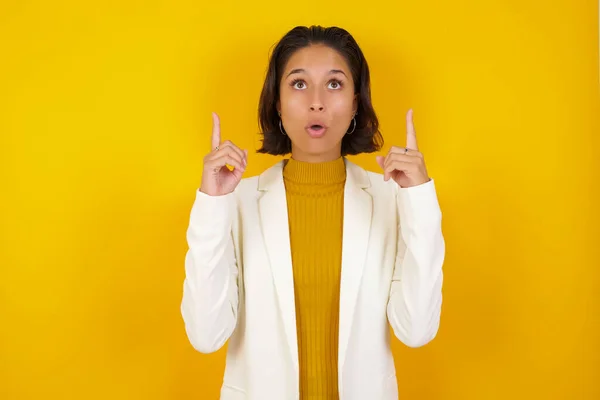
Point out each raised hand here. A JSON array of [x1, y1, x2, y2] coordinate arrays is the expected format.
[[376, 109, 430, 188], [199, 112, 248, 196]]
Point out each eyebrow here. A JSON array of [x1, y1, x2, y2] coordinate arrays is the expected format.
[[286, 68, 347, 78]]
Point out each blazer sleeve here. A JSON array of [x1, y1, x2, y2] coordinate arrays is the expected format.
[[386, 179, 445, 348], [180, 189, 240, 353]]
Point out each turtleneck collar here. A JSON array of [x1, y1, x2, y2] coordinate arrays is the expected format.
[[283, 156, 347, 185]]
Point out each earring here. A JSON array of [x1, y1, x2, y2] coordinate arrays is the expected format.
[[346, 115, 357, 135], [279, 119, 287, 135]]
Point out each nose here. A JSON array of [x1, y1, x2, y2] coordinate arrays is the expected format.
[[309, 89, 325, 112]]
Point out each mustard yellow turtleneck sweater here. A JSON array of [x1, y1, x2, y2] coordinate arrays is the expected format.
[[283, 156, 346, 400]]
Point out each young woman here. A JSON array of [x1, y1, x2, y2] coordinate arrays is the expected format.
[[181, 25, 445, 400]]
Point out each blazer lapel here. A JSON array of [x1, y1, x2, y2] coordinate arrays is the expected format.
[[257, 160, 299, 374], [338, 158, 373, 374]]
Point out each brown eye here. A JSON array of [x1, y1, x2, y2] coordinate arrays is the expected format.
[[328, 80, 342, 89], [292, 80, 306, 89]]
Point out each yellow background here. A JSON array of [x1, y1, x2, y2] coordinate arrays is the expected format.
[[1, 0, 598, 399]]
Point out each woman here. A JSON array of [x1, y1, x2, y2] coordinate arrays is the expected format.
[[181, 25, 445, 400]]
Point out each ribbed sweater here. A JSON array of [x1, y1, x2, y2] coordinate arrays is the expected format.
[[282, 156, 346, 399]]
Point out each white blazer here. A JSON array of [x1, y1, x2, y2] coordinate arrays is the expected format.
[[181, 157, 445, 400]]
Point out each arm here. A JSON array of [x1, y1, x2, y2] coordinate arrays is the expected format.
[[386, 179, 445, 348], [180, 189, 239, 353]]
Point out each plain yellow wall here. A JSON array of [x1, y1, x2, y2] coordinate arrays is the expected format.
[[1, 1, 598, 399]]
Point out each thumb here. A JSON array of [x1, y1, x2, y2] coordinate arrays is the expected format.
[[376, 155, 385, 169]]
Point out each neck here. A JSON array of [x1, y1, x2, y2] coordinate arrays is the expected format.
[[283, 156, 346, 185]]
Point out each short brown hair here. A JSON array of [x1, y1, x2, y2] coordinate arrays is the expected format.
[[256, 25, 384, 156]]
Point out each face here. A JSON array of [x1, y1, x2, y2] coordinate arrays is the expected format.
[[277, 44, 358, 162]]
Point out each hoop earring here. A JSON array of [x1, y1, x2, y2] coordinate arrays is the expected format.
[[346, 117, 356, 135], [279, 119, 287, 135]]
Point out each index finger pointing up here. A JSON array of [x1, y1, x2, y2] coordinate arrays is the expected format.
[[406, 109, 418, 150], [211, 112, 221, 150]]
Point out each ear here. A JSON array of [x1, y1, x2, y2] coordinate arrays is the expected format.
[[352, 94, 358, 115], [276, 100, 281, 115]]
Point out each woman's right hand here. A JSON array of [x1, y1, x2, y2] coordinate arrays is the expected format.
[[199, 112, 248, 196]]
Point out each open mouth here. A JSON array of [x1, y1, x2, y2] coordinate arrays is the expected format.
[[306, 124, 326, 138]]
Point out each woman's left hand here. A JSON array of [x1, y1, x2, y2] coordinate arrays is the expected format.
[[376, 109, 431, 188]]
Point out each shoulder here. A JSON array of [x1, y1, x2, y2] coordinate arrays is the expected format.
[[236, 175, 259, 194], [344, 158, 397, 196], [350, 160, 442, 222], [365, 170, 397, 194], [232, 158, 286, 197]]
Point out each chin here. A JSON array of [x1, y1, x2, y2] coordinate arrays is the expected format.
[[289, 131, 344, 156], [296, 143, 342, 158]]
